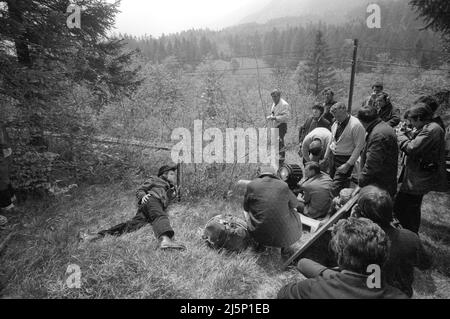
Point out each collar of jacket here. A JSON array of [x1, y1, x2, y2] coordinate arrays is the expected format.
[[365, 118, 383, 138], [259, 173, 279, 180]]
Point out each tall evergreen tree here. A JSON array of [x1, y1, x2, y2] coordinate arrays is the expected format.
[[300, 30, 336, 96]]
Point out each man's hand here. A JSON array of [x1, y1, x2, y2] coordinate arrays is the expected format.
[[141, 194, 151, 204], [336, 162, 351, 174]]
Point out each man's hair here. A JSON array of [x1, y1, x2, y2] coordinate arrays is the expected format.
[[415, 95, 439, 113], [330, 217, 390, 274], [309, 139, 323, 156], [271, 89, 281, 97], [312, 104, 325, 114], [305, 161, 321, 175], [322, 87, 334, 96], [408, 103, 433, 121], [357, 105, 379, 123], [357, 186, 393, 227], [330, 101, 347, 113]]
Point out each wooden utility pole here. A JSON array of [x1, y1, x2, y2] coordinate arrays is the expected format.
[[348, 39, 358, 113]]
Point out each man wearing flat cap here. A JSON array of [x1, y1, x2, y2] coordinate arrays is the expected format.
[[268, 89, 291, 165], [81, 163, 186, 250]]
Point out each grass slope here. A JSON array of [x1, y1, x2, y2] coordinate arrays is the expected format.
[[0, 180, 449, 299]]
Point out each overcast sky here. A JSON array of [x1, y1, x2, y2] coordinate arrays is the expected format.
[[111, 0, 270, 37]]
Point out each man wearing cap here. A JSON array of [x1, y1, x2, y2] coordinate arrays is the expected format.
[[323, 102, 366, 197], [322, 88, 337, 124], [362, 82, 400, 127], [243, 165, 302, 256], [81, 164, 186, 250], [267, 89, 291, 165], [298, 104, 331, 147]]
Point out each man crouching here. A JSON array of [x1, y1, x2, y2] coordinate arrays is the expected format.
[[80, 164, 186, 250], [243, 165, 302, 258]]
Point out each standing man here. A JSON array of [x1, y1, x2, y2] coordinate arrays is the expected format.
[[81, 164, 186, 250], [394, 104, 448, 233], [267, 89, 290, 166], [298, 104, 331, 146], [322, 87, 337, 124], [323, 102, 366, 196], [357, 106, 398, 197], [362, 82, 400, 127], [0, 121, 15, 215]]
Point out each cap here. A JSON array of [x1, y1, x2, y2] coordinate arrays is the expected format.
[[158, 164, 178, 177]]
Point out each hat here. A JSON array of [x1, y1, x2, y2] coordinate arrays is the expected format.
[[258, 164, 277, 176], [158, 164, 178, 177]]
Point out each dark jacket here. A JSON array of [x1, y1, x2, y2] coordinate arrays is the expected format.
[[243, 174, 301, 248], [277, 270, 408, 299], [322, 100, 337, 124], [398, 122, 448, 194], [382, 226, 432, 297], [299, 116, 331, 144], [362, 94, 400, 127], [135, 176, 176, 209], [359, 119, 398, 197]]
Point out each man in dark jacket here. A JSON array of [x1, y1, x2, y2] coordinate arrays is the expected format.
[[362, 82, 400, 127], [298, 104, 331, 146], [394, 104, 448, 233], [277, 217, 408, 299], [243, 165, 302, 251], [321, 87, 337, 123], [0, 121, 16, 214], [352, 186, 432, 297], [357, 106, 398, 197], [81, 164, 186, 250]]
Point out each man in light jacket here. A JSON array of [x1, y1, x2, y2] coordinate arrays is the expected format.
[[267, 89, 291, 166]]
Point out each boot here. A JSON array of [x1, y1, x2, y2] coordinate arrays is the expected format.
[[159, 235, 186, 251], [78, 231, 103, 242]]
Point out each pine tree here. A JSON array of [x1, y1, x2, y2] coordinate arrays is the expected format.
[[300, 30, 336, 96]]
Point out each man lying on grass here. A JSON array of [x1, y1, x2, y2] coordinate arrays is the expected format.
[[80, 164, 186, 250]]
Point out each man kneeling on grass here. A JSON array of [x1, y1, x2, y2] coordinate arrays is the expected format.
[[277, 217, 408, 299], [81, 164, 186, 250]]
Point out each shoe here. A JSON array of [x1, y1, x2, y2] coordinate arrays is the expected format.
[[159, 237, 186, 250], [78, 231, 103, 242], [0, 215, 7, 227]]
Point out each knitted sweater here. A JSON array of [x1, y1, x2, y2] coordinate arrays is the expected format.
[[326, 115, 366, 166]]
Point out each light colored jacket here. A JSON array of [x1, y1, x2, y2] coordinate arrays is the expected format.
[[271, 98, 291, 127], [302, 127, 332, 162]]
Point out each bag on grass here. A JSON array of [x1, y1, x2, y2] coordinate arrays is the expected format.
[[202, 214, 250, 252]]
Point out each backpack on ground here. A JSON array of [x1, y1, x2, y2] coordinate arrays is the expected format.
[[202, 214, 250, 252]]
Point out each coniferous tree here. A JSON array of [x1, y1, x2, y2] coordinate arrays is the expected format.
[[300, 30, 336, 96]]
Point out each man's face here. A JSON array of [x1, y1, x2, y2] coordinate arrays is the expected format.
[[375, 96, 387, 110], [165, 170, 177, 184], [324, 92, 333, 103], [331, 106, 347, 123], [271, 94, 280, 105], [312, 108, 321, 119], [373, 86, 383, 94], [304, 167, 315, 179]]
